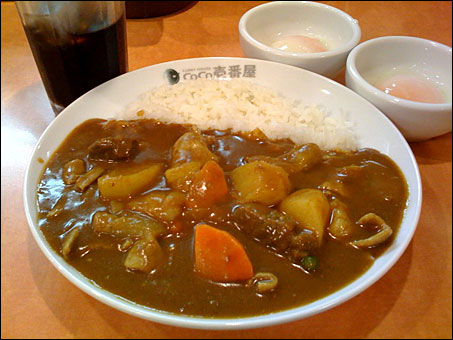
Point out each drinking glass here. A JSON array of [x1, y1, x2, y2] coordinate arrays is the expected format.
[[16, 1, 128, 115]]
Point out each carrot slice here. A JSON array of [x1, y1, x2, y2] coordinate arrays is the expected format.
[[194, 224, 254, 283], [186, 160, 229, 208]]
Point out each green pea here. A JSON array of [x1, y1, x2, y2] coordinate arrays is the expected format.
[[301, 255, 319, 272]]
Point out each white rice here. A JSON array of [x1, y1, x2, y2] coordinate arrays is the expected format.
[[122, 78, 356, 150]]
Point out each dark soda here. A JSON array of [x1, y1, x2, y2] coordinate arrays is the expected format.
[[23, 14, 127, 114]]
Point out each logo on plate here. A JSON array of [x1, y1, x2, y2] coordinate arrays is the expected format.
[[164, 65, 257, 85]]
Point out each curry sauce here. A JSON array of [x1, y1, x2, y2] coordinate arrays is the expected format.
[[37, 118, 408, 317]]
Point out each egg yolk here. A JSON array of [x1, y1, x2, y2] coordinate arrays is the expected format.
[[377, 75, 444, 103], [271, 35, 327, 53]]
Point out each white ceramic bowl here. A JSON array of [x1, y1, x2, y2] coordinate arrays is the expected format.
[[24, 57, 421, 330], [346, 36, 452, 142], [238, 1, 361, 78]]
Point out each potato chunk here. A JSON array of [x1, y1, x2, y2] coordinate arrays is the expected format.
[[231, 161, 291, 206], [98, 163, 163, 199], [279, 189, 330, 246], [165, 161, 201, 192], [127, 191, 186, 222]]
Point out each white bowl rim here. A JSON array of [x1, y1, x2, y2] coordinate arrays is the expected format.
[[346, 35, 453, 109], [23, 56, 422, 330], [238, 1, 362, 59]]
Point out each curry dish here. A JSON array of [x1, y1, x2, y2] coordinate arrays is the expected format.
[[37, 118, 408, 317]]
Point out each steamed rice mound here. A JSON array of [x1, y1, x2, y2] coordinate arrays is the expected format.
[[123, 79, 356, 150]]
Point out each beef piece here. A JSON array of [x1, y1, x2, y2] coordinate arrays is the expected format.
[[88, 137, 138, 162], [232, 203, 318, 263]]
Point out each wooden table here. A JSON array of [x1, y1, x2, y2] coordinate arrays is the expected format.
[[2, 1, 451, 338]]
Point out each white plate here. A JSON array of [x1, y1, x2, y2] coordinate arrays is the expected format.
[[24, 57, 422, 330]]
